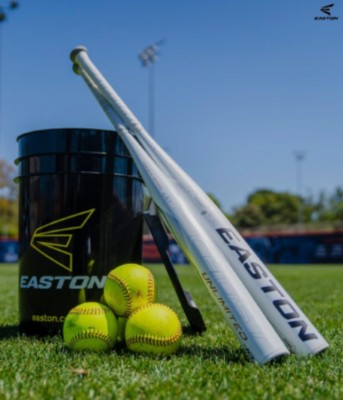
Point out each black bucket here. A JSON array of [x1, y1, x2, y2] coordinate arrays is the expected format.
[[16, 128, 143, 335]]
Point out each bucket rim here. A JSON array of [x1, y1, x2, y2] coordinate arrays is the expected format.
[[14, 171, 144, 183], [14, 150, 133, 165], [16, 127, 117, 142]]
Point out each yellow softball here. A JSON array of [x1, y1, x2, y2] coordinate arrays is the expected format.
[[63, 302, 118, 352], [125, 303, 182, 355], [103, 263, 156, 317]]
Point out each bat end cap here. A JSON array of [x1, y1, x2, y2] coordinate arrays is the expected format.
[[70, 46, 88, 62]]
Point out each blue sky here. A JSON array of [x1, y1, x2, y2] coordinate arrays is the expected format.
[[0, 1, 342, 212]]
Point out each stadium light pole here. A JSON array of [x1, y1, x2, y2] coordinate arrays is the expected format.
[[138, 40, 164, 137], [0, 1, 19, 238], [294, 151, 305, 226]]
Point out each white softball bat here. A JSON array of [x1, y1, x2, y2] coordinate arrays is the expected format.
[[71, 65, 290, 364], [70, 46, 328, 356]]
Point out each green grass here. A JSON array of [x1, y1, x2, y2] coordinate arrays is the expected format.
[[0, 263, 342, 400]]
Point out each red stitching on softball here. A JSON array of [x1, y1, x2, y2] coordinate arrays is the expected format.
[[126, 325, 182, 347], [68, 329, 114, 349], [69, 306, 110, 316], [147, 270, 155, 303], [107, 272, 132, 315]]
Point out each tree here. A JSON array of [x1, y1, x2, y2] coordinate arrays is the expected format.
[[207, 193, 222, 210], [230, 186, 343, 229], [0, 159, 16, 192], [313, 187, 343, 223], [232, 189, 304, 228], [232, 203, 265, 227], [0, 159, 18, 236]]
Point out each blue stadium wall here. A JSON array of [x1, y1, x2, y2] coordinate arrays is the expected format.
[[143, 230, 343, 264], [2, 231, 343, 264], [0, 239, 19, 263], [244, 231, 343, 264]]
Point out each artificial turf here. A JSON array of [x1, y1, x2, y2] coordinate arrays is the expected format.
[[0, 263, 342, 399]]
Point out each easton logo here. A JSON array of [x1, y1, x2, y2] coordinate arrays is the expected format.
[[216, 227, 318, 343], [321, 3, 334, 15], [30, 209, 95, 272], [315, 4, 339, 20]]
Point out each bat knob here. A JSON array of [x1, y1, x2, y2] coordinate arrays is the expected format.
[[70, 46, 88, 62]]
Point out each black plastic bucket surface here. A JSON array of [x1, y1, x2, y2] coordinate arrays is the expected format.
[[16, 128, 143, 335]]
